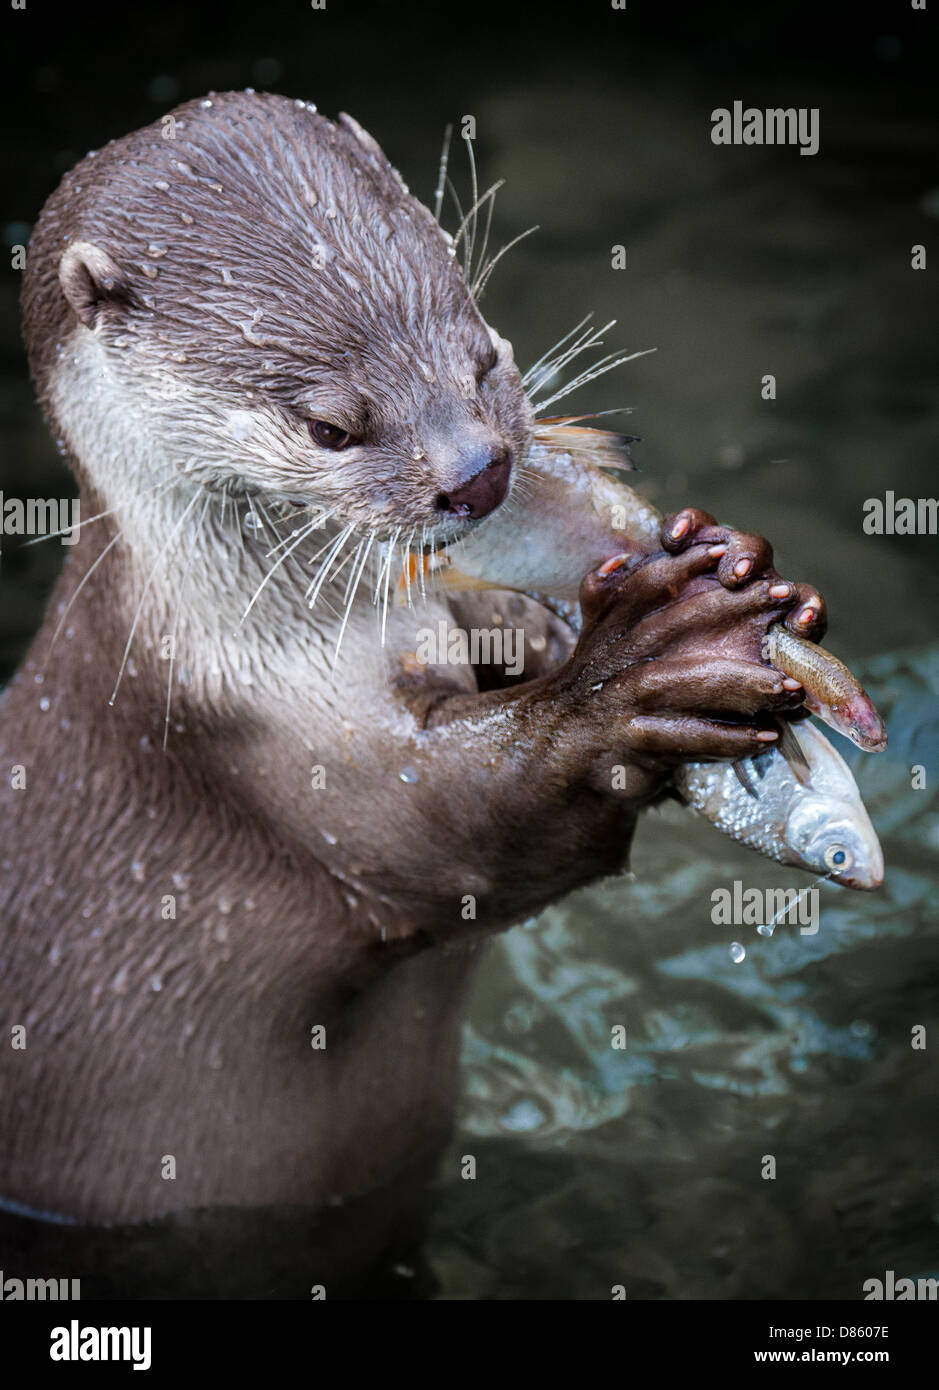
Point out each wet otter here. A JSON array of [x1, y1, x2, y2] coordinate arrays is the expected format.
[[0, 92, 826, 1295]]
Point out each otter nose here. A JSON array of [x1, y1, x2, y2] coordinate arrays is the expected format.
[[435, 450, 512, 520]]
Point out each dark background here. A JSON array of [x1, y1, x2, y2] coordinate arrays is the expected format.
[[2, 0, 937, 1300]]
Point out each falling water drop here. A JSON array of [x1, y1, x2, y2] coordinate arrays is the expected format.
[[729, 942, 746, 964]]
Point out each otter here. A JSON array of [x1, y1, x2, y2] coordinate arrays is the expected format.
[[0, 92, 826, 1296]]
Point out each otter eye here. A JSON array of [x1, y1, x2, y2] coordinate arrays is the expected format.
[[824, 844, 853, 872], [309, 419, 358, 450]]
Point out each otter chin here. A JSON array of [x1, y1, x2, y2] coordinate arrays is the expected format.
[[0, 91, 830, 1296]]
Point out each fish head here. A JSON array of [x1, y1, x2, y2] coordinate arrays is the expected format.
[[838, 693, 888, 753], [784, 794, 884, 890]]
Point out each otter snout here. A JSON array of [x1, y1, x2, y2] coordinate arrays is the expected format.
[[435, 448, 512, 520]]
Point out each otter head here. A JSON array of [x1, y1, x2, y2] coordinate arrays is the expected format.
[[24, 92, 534, 547]]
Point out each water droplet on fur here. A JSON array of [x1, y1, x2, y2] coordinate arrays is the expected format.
[[730, 942, 746, 963], [38, 696, 50, 711], [131, 860, 146, 883], [172, 871, 190, 891], [201, 99, 213, 109], [500, 1098, 546, 1133], [217, 896, 233, 915], [150, 974, 163, 991], [243, 511, 262, 534], [399, 766, 419, 784]]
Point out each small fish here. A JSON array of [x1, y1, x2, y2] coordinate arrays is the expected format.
[[675, 720, 884, 890], [765, 627, 886, 752]]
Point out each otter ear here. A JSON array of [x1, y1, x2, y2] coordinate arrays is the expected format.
[[58, 241, 133, 327]]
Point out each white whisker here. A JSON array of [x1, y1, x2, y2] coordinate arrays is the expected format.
[[531, 348, 657, 413], [522, 314, 593, 387], [433, 124, 453, 223], [109, 488, 203, 707], [238, 513, 323, 627], [472, 224, 539, 298], [264, 507, 332, 559], [306, 524, 355, 608], [379, 530, 399, 646], [332, 532, 374, 667], [526, 320, 616, 396], [163, 491, 212, 750], [41, 531, 123, 674]]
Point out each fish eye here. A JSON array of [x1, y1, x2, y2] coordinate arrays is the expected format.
[[308, 419, 358, 450], [824, 844, 853, 872]]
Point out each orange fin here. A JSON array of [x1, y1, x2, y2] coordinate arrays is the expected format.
[[534, 421, 638, 471]]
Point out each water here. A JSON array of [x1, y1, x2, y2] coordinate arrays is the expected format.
[[426, 652, 939, 1298]]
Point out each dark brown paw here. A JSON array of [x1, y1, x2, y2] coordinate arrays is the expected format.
[[661, 507, 827, 641]]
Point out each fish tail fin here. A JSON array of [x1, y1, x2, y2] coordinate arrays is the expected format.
[[534, 421, 639, 471]]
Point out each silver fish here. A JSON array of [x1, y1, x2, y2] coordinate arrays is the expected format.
[[675, 721, 884, 890]]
